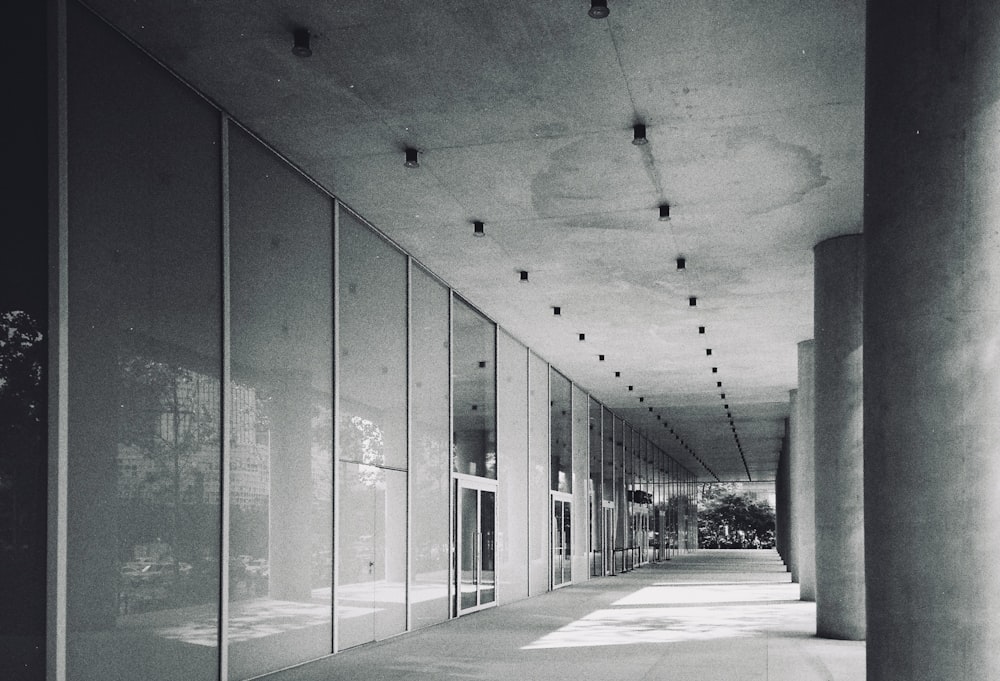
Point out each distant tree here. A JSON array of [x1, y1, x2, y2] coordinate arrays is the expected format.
[[698, 486, 775, 548]]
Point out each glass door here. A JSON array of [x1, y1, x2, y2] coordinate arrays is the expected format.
[[456, 477, 496, 615], [551, 493, 572, 588], [602, 502, 615, 576]]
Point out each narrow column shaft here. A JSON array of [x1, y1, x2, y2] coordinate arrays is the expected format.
[[794, 341, 816, 602], [786, 391, 799, 582], [865, 1, 1000, 678], [814, 234, 865, 640]]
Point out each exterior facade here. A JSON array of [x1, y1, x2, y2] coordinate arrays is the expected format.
[[1, 3, 698, 679]]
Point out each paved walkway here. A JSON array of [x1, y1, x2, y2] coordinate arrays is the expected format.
[[263, 550, 865, 681]]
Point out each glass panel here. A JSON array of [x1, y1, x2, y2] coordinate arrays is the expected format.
[[496, 330, 528, 603], [589, 399, 603, 576], [409, 266, 450, 628], [459, 486, 478, 610], [66, 5, 221, 678], [338, 209, 407, 470], [228, 125, 334, 678], [562, 502, 572, 583], [527, 352, 549, 595], [452, 298, 496, 479], [602, 408, 614, 507], [549, 370, 572, 493], [374, 468, 407, 639], [336, 461, 376, 650], [480, 490, 496, 605]]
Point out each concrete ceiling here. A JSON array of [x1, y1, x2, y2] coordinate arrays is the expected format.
[[85, 0, 866, 482]]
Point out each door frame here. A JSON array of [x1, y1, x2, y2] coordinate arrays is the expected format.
[[550, 491, 573, 589], [454, 473, 498, 616]]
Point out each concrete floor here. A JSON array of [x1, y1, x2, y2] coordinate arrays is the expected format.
[[261, 550, 865, 681]]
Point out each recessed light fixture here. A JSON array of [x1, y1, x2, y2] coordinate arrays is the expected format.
[[520, 270, 529, 282], [632, 123, 648, 145], [553, 306, 561, 316], [588, 0, 610, 19], [404, 147, 420, 168], [473, 220, 485, 237], [292, 27, 312, 57], [659, 203, 671, 221]]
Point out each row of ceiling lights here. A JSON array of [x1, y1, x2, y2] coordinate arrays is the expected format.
[[289, 18, 736, 481]]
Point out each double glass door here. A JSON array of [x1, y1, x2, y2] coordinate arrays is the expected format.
[[456, 478, 496, 615], [602, 501, 615, 575], [551, 493, 572, 588]]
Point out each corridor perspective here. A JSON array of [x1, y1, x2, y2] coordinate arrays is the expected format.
[[7, 1, 1000, 680], [265, 551, 864, 681]]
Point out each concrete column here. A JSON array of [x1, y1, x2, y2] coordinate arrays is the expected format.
[[786, 391, 798, 582], [793, 341, 815, 601], [865, 1, 1000, 678], [775, 421, 791, 569], [813, 235, 865, 640], [785, 388, 799, 583]]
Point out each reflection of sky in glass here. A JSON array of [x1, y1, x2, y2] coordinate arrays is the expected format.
[[523, 581, 808, 650]]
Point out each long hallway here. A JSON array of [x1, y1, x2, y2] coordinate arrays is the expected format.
[[263, 551, 865, 681]]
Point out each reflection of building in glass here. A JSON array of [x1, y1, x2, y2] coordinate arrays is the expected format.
[[115, 359, 271, 510]]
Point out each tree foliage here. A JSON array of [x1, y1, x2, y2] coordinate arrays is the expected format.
[[698, 484, 775, 548]]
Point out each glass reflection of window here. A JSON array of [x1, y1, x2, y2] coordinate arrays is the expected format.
[[549, 370, 572, 493], [452, 298, 497, 479]]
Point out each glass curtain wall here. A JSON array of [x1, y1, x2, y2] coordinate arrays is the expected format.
[[549, 371, 572, 587], [227, 125, 334, 679], [452, 300, 496, 481], [336, 208, 408, 650], [65, 4, 222, 678], [60, 4, 711, 677], [409, 266, 451, 629], [588, 399, 603, 576], [452, 298, 498, 613]]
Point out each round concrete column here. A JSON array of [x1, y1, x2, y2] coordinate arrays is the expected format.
[[786, 390, 799, 582], [865, 1, 1000, 678], [813, 235, 865, 640], [794, 341, 816, 602]]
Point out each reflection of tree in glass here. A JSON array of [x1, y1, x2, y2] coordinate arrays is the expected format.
[[0, 310, 44, 552], [118, 356, 220, 554], [345, 415, 385, 487]]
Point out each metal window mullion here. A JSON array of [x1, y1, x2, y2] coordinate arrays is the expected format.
[[218, 113, 231, 681], [405, 256, 413, 632], [331, 200, 341, 653], [47, 2, 69, 678]]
